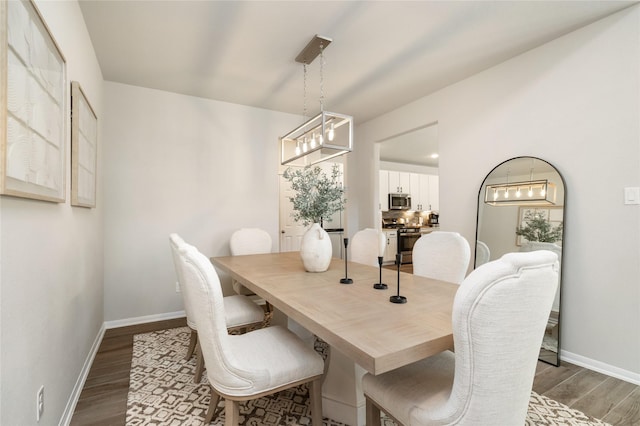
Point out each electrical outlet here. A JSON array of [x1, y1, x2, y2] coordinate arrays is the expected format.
[[36, 385, 44, 422]]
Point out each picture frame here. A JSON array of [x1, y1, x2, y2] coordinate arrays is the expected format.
[[1, 0, 67, 203], [71, 81, 97, 208], [516, 206, 564, 246]]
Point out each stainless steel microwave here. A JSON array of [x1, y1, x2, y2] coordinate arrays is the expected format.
[[389, 193, 411, 210]]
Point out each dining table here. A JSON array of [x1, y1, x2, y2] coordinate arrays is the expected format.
[[211, 251, 459, 426]]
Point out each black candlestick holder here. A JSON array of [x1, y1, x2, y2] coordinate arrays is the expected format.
[[340, 237, 353, 284], [373, 256, 387, 290], [389, 253, 407, 304]]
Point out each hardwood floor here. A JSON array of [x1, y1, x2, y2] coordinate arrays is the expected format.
[[70, 318, 187, 426], [71, 318, 639, 426]]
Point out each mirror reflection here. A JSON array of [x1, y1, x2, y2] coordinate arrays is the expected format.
[[476, 157, 565, 366]]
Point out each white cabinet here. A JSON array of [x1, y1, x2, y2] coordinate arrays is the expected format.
[[381, 169, 438, 212], [388, 171, 411, 194], [409, 173, 439, 211], [382, 230, 398, 263], [428, 175, 439, 211], [409, 173, 429, 211]]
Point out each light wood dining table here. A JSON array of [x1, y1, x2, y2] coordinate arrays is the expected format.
[[211, 251, 459, 425]]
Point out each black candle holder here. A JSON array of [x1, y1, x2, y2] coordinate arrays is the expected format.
[[340, 237, 353, 284], [389, 253, 407, 304], [373, 256, 387, 290]]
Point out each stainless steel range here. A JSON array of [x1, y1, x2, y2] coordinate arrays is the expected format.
[[397, 226, 421, 264]]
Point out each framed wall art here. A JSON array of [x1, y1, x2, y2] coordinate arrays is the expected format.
[[1, 0, 67, 203], [71, 81, 97, 208]]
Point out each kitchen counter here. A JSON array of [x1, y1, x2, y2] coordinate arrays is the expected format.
[[420, 226, 437, 234]]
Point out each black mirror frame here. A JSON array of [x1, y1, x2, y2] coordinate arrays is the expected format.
[[474, 156, 566, 367]]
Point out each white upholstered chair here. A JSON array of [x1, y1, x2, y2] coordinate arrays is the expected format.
[[169, 234, 265, 383], [229, 228, 274, 324], [175, 241, 324, 426], [412, 231, 471, 284], [229, 228, 272, 295], [475, 240, 490, 267], [351, 228, 386, 267], [362, 250, 559, 426]]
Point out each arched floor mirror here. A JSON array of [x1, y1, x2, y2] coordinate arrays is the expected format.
[[475, 157, 565, 366]]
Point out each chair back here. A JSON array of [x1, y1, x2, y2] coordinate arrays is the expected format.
[[175, 241, 260, 395], [169, 233, 197, 329], [430, 250, 559, 425], [475, 240, 490, 266], [230, 228, 272, 256], [351, 228, 385, 267], [412, 231, 471, 284]]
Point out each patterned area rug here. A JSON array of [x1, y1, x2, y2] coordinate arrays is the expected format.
[[126, 327, 610, 426]]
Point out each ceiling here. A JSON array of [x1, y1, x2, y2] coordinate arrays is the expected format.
[[379, 124, 439, 168], [79, 1, 636, 166]]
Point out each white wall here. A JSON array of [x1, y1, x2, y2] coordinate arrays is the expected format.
[[353, 6, 640, 377], [0, 1, 104, 424], [102, 82, 301, 321]]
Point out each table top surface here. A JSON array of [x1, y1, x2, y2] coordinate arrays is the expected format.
[[211, 251, 458, 375]]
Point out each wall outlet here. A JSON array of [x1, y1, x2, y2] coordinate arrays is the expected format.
[[36, 385, 44, 422]]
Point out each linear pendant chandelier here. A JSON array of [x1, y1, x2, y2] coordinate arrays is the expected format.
[[280, 35, 353, 166]]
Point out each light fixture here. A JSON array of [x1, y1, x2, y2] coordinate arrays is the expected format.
[[484, 165, 557, 206], [280, 35, 353, 166]]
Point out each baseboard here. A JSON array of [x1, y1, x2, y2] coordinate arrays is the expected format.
[[561, 350, 640, 386], [59, 311, 187, 425], [104, 310, 186, 329], [58, 322, 106, 426]]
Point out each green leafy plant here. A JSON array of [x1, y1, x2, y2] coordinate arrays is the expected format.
[[283, 165, 346, 226], [516, 210, 563, 243]]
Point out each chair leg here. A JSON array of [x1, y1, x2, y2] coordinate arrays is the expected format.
[[194, 344, 205, 383], [225, 399, 240, 426], [309, 378, 323, 426], [263, 301, 274, 327], [366, 397, 381, 426], [185, 329, 198, 360], [204, 389, 222, 424]]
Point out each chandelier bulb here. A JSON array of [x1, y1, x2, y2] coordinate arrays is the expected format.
[[528, 186, 533, 197], [540, 187, 546, 197], [310, 134, 316, 149], [302, 138, 308, 153], [504, 188, 509, 199], [515, 187, 521, 198], [328, 122, 335, 141], [295, 143, 301, 156], [319, 133, 324, 145], [493, 189, 498, 200]]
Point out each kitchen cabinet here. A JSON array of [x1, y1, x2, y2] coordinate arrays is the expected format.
[[381, 169, 438, 211], [382, 230, 397, 263], [428, 175, 439, 211], [410, 173, 428, 211], [409, 173, 439, 211], [388, 171, 411, 194]]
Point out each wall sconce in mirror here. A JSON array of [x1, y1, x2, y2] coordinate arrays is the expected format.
[[484, 179, 557, 206], [483, 159, 558, 206]]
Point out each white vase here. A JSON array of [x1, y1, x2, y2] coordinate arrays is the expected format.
[[300, 223, 332, 272]]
